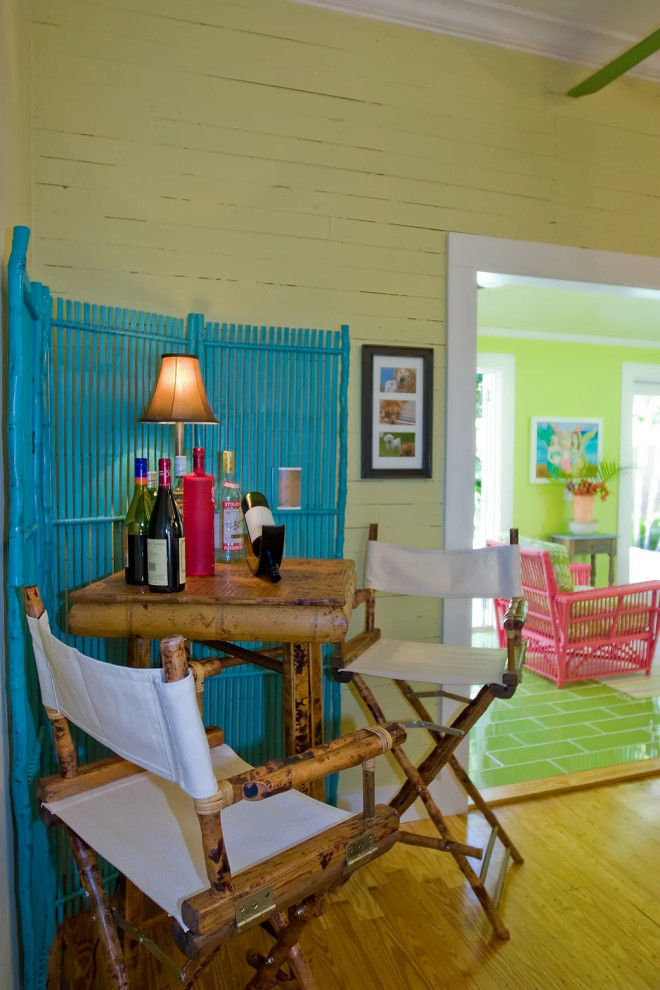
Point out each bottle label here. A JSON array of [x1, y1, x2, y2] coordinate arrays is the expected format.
[[148, 538, 185, 585], [179, 538, 186, 583], [147, 539, 169, 585], [245, 504, 273, 545], [222, 502, 242, 551]]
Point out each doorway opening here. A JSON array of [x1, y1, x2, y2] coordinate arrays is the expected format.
[[446, 232, 660, 644], [473, 355, 514, 637], [447, 234, 660, 791]]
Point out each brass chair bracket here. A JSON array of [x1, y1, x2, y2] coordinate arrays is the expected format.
[[235, 886, 276, 932], [112, 909, 185, 982], [346, 832, 376, 869]]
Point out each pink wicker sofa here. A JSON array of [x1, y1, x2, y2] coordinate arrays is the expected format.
[[493, 544, 660, 688]]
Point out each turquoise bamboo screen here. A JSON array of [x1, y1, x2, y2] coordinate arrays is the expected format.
[[7, 226, 349, 990]]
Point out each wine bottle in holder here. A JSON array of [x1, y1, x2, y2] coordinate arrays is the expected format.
[[241, 491, 285, 583], [183, 446, 214, 576], [147, 457, 186, 592], [124, 457, 153, 585]]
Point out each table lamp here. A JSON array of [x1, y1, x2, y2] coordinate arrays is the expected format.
[[139, 352, 219, 503]]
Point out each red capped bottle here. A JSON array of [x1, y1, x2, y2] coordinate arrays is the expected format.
[[183, 447, 215, 576], [147, 457, 186, 592]]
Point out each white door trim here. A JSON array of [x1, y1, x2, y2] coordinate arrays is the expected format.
[[476, 353, 515, 544], [619, 363, 660, 584], [446, 233, 660, 645]]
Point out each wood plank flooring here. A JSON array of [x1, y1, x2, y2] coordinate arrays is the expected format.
[[49, 776, 660, 990]]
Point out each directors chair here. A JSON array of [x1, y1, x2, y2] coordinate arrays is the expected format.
[[24, 586, 406, 990], [333, 526, 527, 940]]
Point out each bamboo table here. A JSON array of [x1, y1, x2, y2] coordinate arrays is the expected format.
[[68, 559, 356, 800]]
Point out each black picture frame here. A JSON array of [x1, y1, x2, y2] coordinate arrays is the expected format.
[[361, 345, 433, 479]]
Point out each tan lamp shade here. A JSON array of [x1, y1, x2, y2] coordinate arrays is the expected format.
[[139, 353, 218, 424]]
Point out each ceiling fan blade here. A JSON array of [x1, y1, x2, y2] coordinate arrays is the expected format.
[[568, 27, 660, 97]]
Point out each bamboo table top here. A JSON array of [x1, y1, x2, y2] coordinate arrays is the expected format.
[[68, 558, 357, 644]]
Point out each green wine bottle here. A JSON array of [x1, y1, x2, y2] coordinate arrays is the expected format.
[[124, 457, 154, 585]]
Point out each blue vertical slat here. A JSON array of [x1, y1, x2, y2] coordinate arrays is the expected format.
[[7, 227, 57, 990]]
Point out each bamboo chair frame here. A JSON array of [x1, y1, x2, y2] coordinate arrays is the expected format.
[[25, 586, 406, 990], [332, 526, 527, 940]]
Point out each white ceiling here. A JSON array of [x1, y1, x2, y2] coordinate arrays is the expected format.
[[288, 0, 660, 86]]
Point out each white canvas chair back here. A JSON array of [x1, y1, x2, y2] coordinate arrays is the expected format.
[[27, 611, 217, 800], [365, 541, 522, 600]]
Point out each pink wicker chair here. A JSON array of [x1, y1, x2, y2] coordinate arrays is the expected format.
[[493, 545, 660, 688]]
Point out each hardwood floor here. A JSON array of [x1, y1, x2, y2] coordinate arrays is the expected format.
[[50, 776, 660, 990]]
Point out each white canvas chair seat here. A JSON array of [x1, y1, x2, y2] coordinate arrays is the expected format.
[[346, 639, 510, 685], [334, 526, 527, 941], [46, 743, 351, 928]]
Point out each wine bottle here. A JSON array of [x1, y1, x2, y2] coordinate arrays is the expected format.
[[147, 457, 186, 592], [183, 447, 215, 576], [214, 450, 245, 563], [124, 457, 153, 585], [241, 491, 284, 583]]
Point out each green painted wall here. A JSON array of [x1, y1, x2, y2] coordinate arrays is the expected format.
[[478, 333, 660, 582]]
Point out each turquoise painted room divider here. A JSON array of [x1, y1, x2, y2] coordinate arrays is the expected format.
[[7, 226, 349, 990]]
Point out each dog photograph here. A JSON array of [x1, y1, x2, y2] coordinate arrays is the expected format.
[[378, 398, 416, 426], [379, 365, 418, 395], [379, 431, 415, 457]]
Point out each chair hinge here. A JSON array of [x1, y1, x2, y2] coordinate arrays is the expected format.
[[235, 887, 276, 932], [346, 832, 376, 869]]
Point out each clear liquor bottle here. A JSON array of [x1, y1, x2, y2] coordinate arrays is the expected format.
[[214, 450, 244, 563]]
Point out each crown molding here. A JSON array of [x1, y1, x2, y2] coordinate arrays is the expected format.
[[478, 326, 660, 350], [287, 0, 660, 85]]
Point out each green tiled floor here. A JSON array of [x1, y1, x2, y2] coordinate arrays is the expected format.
[[468, 662, 660, 790]]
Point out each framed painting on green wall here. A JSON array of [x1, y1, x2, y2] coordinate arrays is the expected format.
[[530, 417, 602, 484]]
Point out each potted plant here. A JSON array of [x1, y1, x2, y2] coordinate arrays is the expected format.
[[550, 460, 621, 534]]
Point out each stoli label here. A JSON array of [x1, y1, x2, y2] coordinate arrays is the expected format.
[[222, 501, 242, 551]]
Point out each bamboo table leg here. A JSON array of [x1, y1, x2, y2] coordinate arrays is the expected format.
[[127, 636, 151, 669], [282, 642, 324, 800]]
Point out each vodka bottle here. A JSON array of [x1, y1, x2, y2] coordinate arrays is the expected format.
[[215, 450, 244, 563], [147, 458, 186, 592]]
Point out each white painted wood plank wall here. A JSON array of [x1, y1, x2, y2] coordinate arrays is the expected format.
[[29, 0, 660, 805]]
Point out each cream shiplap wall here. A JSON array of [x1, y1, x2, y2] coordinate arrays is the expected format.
[[30, 0, 660, 803], [31, 0, 660, 577]]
